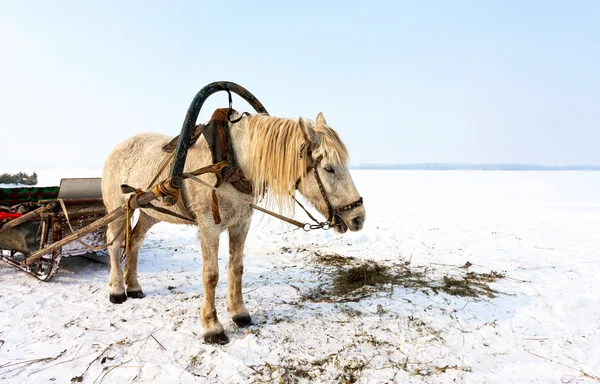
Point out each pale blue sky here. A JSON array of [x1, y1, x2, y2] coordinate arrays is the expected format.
[[1, 0, 599, 170]]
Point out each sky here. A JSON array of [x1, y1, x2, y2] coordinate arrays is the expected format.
[[1, 0, 599, 172]]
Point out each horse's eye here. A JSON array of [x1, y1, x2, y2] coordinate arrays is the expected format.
[[324, 166, 335, 174]]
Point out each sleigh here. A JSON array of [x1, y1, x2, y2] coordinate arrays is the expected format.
[[0, 178, 107, 280]]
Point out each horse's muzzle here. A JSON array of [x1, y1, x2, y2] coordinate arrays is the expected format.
[[350, 214, 365, 231]]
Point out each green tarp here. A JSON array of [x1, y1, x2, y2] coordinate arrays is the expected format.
[[0, 186, 60, 205]]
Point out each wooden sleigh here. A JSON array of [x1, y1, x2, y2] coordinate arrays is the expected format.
[[0, 178, 108, 280]]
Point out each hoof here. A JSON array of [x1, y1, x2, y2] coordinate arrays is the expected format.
[[232, 313, 252, 328], [109, 293, 127, 304], [203, 330, 229, 345], [127, 290, 146, 299]]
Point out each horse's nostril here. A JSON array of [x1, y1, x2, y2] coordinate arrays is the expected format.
[[352, 216, 363, 228]]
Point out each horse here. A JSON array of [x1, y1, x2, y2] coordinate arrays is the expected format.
[[101, 110, 366, 344]]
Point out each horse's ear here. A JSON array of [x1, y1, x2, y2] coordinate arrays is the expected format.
[[298, 117, 313, 140], [298, 117, 311, 137], [298, 116, 305, 132], [316, 112, 327, 126]]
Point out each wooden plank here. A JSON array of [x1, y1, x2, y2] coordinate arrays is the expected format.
[[38, 198, 104, 205], [0, 203, 54, 233], [55, 205, 107, 219]]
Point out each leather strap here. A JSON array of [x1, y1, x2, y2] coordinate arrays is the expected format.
[[217, 120, 228, 162]]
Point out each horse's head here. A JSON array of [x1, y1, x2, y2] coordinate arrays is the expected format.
[[243, 112, 365, 233], [295, 113, 366, 233]]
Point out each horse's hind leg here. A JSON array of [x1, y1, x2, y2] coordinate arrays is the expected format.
[[107, 216, 127, 304], [124, 211, 158, 299], [198, 225, 228, 344], [227, 221, 252, 327]]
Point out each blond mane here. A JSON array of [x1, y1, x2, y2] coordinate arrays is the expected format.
[[244, 114, 349, 213]]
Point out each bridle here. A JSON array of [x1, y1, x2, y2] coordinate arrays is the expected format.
[[294, 126, 364, 231]]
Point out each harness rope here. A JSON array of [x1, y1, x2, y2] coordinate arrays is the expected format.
[[147, 151, 176, 190], [183, 172, 309, 230], [226, 89, 251, 124]]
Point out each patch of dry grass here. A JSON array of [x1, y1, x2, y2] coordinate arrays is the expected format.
[[304, 253, 505, 302]]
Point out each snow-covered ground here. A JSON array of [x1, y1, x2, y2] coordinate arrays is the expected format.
[[1, 170, 599, 383], [0, 184, 29, 189]]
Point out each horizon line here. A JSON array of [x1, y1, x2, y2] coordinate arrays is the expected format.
[[349, 163, 600, 170]]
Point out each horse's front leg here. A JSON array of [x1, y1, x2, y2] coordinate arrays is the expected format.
[[107, 217, 127, 304], [198, 226, 228, 344], [228, 221, 252, 327]]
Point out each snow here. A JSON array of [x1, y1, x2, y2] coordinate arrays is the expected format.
[[1, 170, 600, 383], [0, 184, 31, 189]]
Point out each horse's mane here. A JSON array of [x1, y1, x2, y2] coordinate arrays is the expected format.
[[243, 114, 349, 213]]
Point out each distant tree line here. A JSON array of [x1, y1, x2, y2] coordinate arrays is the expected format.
[[0, 172, 38, 185]]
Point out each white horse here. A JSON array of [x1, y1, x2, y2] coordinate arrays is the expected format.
[[101, 110, 366, 343]]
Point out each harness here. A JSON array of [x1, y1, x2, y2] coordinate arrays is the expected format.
[[162, 108, 252, 224]]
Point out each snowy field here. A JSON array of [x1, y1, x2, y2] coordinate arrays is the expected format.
[[1, 170, 599, 383]]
